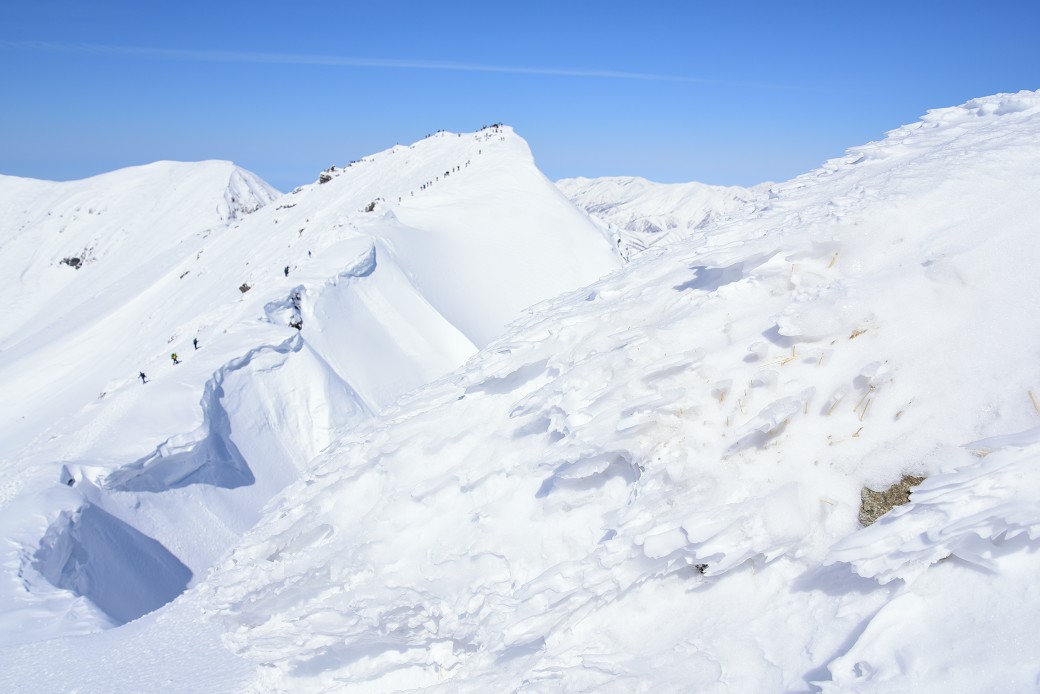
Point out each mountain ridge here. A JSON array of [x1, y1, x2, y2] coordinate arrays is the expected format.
[[189, 89, 1040, 691], [2, 92, 1040, 691], [0, 125, 621, 647]]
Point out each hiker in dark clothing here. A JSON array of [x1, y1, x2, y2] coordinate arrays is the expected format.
[[284, 265, 290, 277], [139, 372, 148, 383], [193, 338, 199, 350]]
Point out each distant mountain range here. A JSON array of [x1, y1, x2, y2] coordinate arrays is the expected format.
[[3, 93, 1040, 693], [557, 174, 766, 257]]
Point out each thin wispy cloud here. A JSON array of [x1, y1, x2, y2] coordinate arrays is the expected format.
[[1, 40, 713, 84]]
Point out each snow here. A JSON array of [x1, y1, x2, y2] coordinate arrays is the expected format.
[[33, 503, 193, 625], [556, 175, 764, 258], [3, 93, 1040, 691], [0, 125, 620, 649]]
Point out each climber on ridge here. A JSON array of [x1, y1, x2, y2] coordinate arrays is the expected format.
[[171, 353, 180, 365], [139, 372, 148, 383]]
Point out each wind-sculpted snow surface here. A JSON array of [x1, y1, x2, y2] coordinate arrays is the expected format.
[[818, 428, 1040, 693], [0, 125, 620, 657], [189, 92, 1040, 691], [100, 334, 362, 493], [33, 503, 193, 625], [828, 427, 1040, 585], [4, 95, 1040, 691]]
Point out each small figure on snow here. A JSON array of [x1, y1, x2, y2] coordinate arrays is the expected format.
[[284, 265, 290, 277], [171, 353, 180, 365], [139, 371, 148, 383], [193, 337, 199, 350]]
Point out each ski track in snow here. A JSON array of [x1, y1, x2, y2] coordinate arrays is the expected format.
[[2, 95, 1040, 691]]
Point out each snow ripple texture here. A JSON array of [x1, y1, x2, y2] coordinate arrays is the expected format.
[[206, 92, 1040, 691]]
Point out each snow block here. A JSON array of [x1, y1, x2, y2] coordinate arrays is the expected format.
[[33, 504, 192, 625]]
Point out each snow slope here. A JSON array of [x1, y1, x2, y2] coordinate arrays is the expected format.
[[194, 90, 1040, 691], [0, 160, 279, 453], [0, 126, 620, 647], [4, 92, 1040, 692], [557, 175, 763, 258]]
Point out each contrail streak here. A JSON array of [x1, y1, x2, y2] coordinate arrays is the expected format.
[[1, 41, 715, 83]]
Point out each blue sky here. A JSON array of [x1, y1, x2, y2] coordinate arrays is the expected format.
[[1, 1, 1037, 191]]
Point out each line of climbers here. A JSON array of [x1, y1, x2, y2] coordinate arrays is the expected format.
[[405, 151, 476, 200], [141, 132, 498, 385], [138, 337, 201, 384], [140, 248, 313, 386], [338, 127, 493, 205]]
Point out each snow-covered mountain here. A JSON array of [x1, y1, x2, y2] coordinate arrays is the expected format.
[[557, 175, 764, 258], [0, 126, 620, 647], [0, 160, 279, 452], [185, 90, 1040, 692], [4, 92, 1040, 692]]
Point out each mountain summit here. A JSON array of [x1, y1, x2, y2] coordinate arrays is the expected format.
[[3, 93, 1040, 691], [208, 91, 1040, 691], [0, 125, 620, 648]]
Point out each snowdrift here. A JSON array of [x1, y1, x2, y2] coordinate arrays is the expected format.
[[3, 93, 1040, 692], [0, 126, 620, 649], [189, 90, 1040, 691]]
